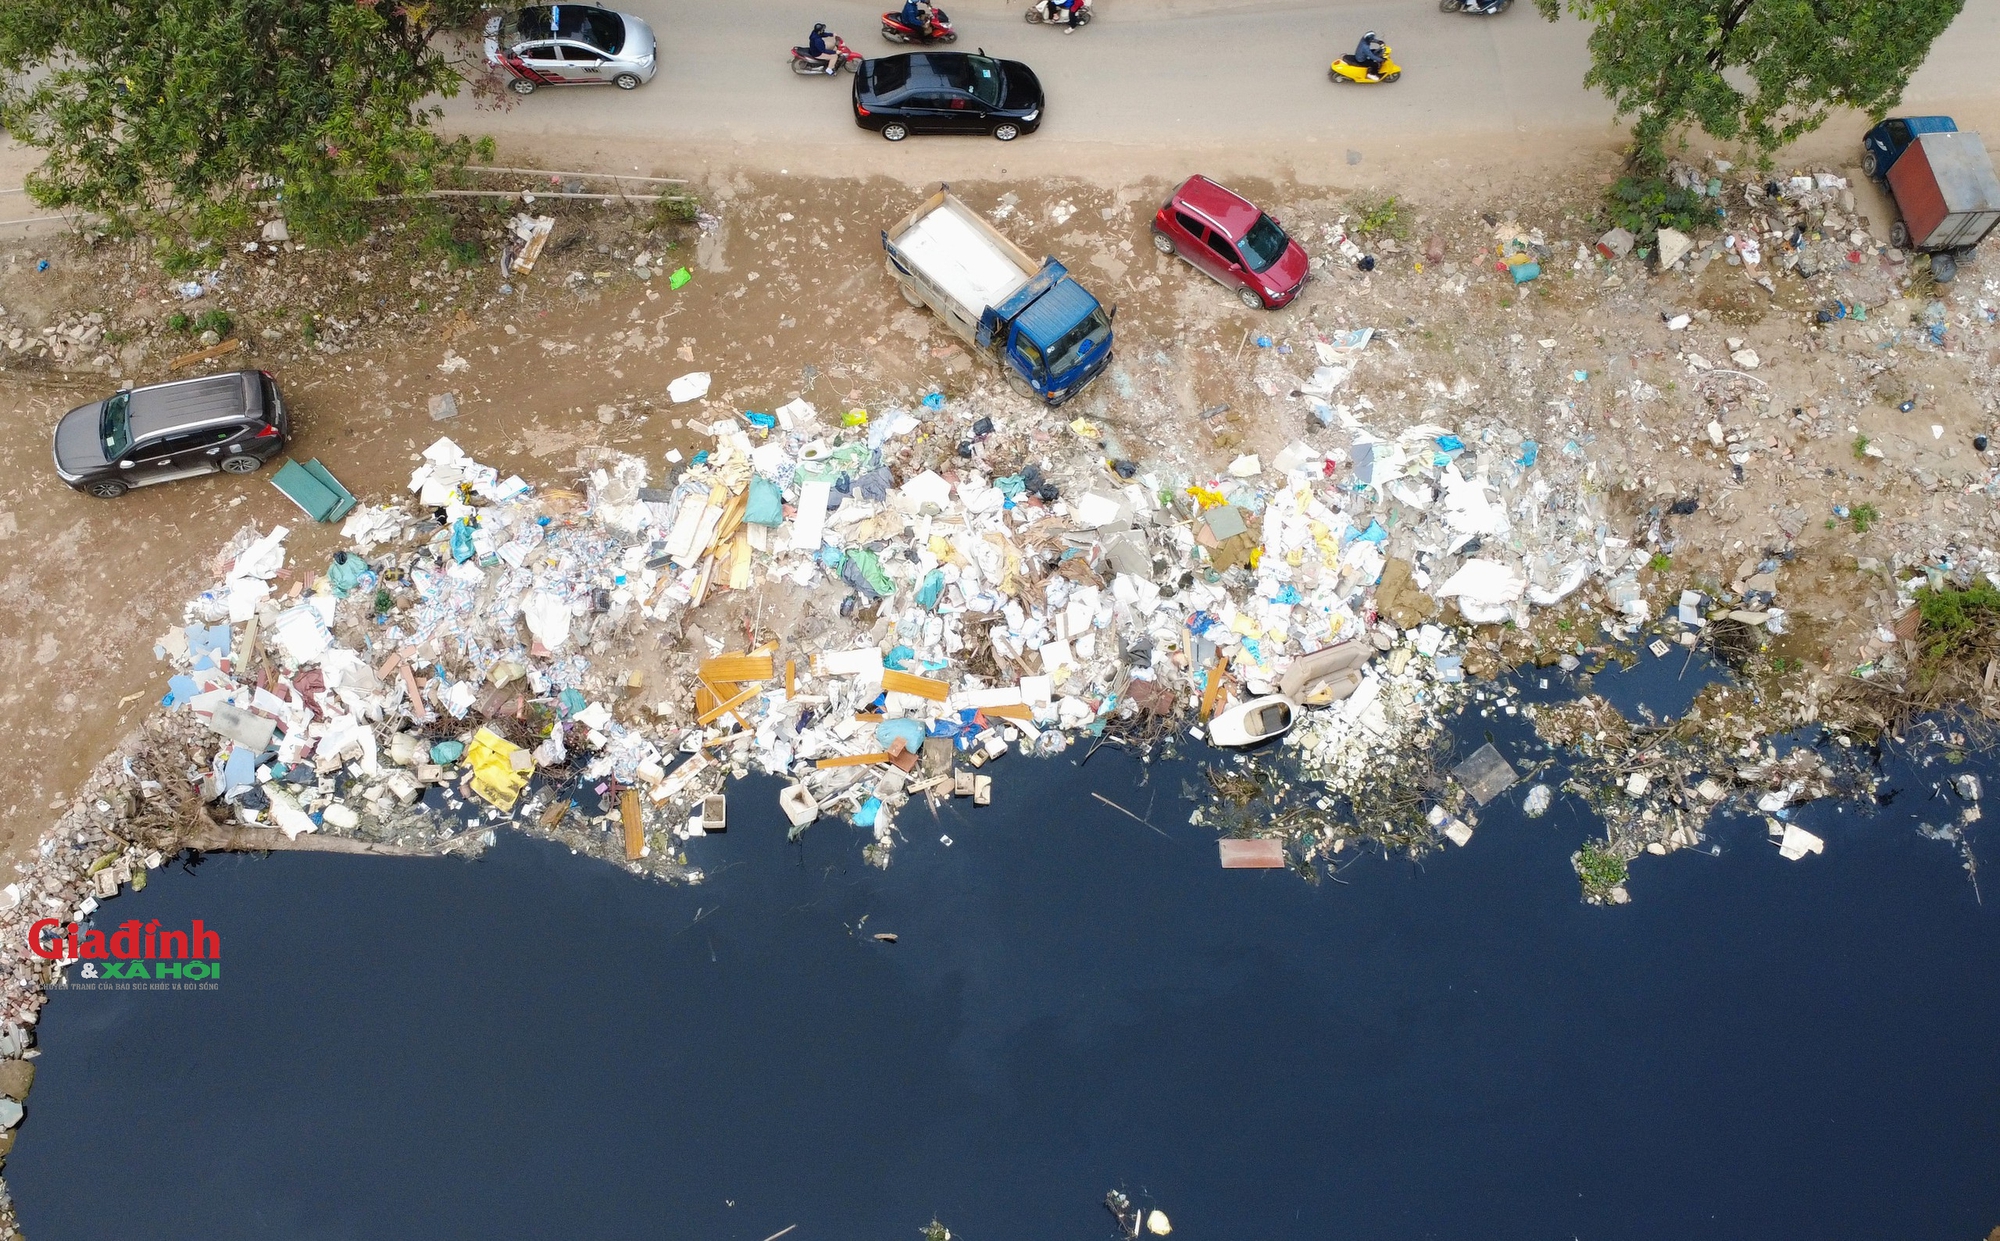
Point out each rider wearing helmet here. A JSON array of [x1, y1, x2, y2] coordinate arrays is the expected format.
[[1353, 30, 1386, 79], [808, 22, 842, 73]]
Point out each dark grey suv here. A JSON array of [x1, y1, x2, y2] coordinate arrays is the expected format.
[[52, 369, 290, 499]]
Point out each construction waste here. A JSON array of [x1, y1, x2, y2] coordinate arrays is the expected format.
[[123, 355, 1666, 879]]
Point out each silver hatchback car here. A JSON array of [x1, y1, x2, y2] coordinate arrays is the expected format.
[[485, 5, 659, 94]]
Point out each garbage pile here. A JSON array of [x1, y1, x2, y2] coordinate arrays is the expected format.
[[123, 352, 1683, 876]]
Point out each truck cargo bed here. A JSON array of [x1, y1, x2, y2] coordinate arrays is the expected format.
[[893, 196, 1032, 314], [1887, 130, 2000, 251]]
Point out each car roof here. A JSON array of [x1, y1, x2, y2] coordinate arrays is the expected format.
[[127, 371, 253, 439], [1173, 176, 1262, 239]]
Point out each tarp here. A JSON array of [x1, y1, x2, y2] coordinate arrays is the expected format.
[[466, 727, 531, 812]]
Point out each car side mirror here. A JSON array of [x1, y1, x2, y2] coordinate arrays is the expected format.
[[118, 461, 133, 468], [1108, 304, 1118, 322]]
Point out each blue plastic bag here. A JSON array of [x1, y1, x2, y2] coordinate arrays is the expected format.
[[916, 568, 945, 611], [450, 520, 476, 563]]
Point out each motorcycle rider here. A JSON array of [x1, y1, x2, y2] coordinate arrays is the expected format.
[[899, 0, 940, 36], [1036, 0, 1083, 31], [807, 22, 842, 73], [1353, 29, 1386, 79]]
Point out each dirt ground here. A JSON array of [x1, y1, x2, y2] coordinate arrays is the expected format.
[[2, 149, 1997, 868]]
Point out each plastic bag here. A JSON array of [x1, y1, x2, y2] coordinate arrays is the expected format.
[[745, 476, 785, 526], [916, 568, 945, 610]]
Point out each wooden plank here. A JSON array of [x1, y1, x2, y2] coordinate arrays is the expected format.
[[620, 789, 644, 861], [696, 684, 759, 726], [709, 487, 751, 553], [978, 703, 1033, 721], [699, 654, 774, 683], [166, 337, 243, 372], [1219, 838, 1285, 869], [1200, 662, 1228, 722], [727, 529, 752, 590], [375, 653, 431, 724], [881, 669, 950, 701], [688, 554, 717, 608], [815, 752, 891, 769], [693, 683, 720, 720], [784, 658, 796, 700]]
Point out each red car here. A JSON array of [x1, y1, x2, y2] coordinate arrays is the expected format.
[[1151, 176, 1311, 309]]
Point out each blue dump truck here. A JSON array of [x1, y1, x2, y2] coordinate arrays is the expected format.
[[883, 188, 1112, 405]]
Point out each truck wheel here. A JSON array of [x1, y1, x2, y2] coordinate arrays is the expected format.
[[1931, 252, 1957, 283], [993, 123, 1020, 142], [1861, 150, 1879, 178], [1005, 370, 1037, 402], [85, 480, 128, 499], [1151, 230, 1175, 255], [881, 122, 908, 141], [900, 283, 923, 307], [1890, 220, 1909, 249], [509, 78, 537, 96]]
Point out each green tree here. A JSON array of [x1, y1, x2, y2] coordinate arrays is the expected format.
[[1535, 0, 1966, 165], [0, 0, 485, 242]]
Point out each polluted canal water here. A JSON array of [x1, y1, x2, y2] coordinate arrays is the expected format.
[[9, 718, 2000, 1239]]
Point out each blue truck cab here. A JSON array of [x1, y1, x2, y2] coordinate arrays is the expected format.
[[976, 261, 1113, 406], [1863, 115, 1958, 179]]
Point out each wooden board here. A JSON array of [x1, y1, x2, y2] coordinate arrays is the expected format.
[[699, 654, 774, 683], [696, 684, 759, 726], [882, 669, 950, 701], [620, 789, 644, 861], [785, 658, 796, 700], [1219, 839, 1286, 869], [166, 337, 243, 372], [1200, 663, 1229, 721], [815, 752, 891, 768], [977, 703, 1033, 721]]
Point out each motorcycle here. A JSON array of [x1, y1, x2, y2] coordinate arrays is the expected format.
[[879, 6, 956, 43], [1329, 43, 1401, 84], [1439, 0, 1511, 12], [789, 35, 861, 74], [1025, 0, 1092, 28]]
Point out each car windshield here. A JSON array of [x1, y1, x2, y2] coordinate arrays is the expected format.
[[513, 5, 623, 53], [961, 56, 1003, 107], [1237, 214, 1290, 273], [1046, 307, 1112, 377], [99, 391, 131, 458]]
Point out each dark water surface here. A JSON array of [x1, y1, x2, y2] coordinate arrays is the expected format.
[[11, 733, 1999, 1239]]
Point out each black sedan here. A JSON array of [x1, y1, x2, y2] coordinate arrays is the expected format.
[[853, 52, 1042, 142]]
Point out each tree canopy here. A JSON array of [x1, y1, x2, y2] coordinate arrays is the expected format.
[[1535, 0, 1966, 163], [0, 0, 486, 241]]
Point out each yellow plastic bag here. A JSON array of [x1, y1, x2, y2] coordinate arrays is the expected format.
[[465, 726, 532, 812]]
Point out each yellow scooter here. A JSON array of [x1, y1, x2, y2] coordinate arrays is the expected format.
[[1329, 44, 1400, 83]]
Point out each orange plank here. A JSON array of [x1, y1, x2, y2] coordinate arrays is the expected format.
[[620, 789, 644, 861], [699, 654, 773, 683], [785, 658, 796, 701], [815, 752, 892, 769], [1200, 663, 1228, 722], [696, 684, 759, 726], [978, 703, 1033, 721], [881, 669, 949, 701]]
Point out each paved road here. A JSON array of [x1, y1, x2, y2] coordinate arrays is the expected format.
[[440, 0, 2000, 184]]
